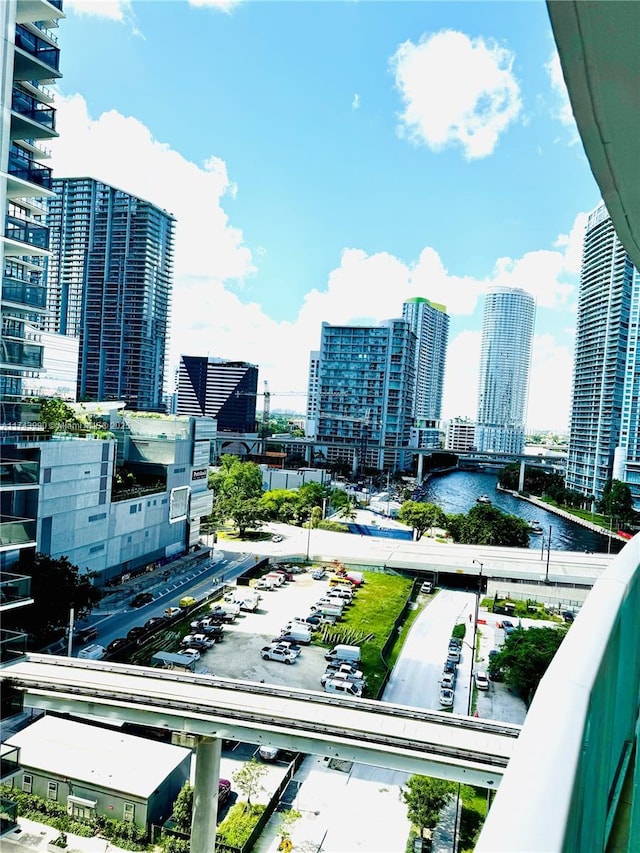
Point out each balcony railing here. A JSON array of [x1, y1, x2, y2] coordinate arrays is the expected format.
[[0, 744, 20, 781], [0, 630, 28, 665], [8, 148, 52, 189], [0, 796, 18, 835], [11, 88, 55, 130], [5, 215, 49, 250], [15, 25, 61, 72], [477, 534, 640, 852], [0, 518, 36, 548], [0, 341, 43, 370], [0, 573, 33, 612], [1, 279, 47, 309]]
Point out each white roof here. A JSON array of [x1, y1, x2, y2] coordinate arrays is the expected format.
[[6, 716, 191, 798]]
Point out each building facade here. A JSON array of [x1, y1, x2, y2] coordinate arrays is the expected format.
[[0, 0, 64, 424], [476, 286, 535, 455], [445, 417, 476, 453], [566, 203, 640, 508], [402, 296, 449, 448], [309, 320, 416, 473], [45, 177, 175, 411], [176, 355, 258, 432]]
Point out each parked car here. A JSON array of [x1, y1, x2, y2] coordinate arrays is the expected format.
[[273, 568, 294, 581], [501, 620, 515, 634], [271, 534, 283, 543], [326, 659, 361, 676], [440, 673, 456, 690], [420, 580, 433, 594], [144, 615, 168, 630], [271, 638, 302, 655], [73, 627, 99, 645], [181, 634, 214, 650], [475, 671, 490, 690], [126, 626, 147, 642], [562, 610, 575, 623], [258, 746, 280, 761], [261, 645, 297, 664], [164, 606, 181, 618], [443, 659, 457, 675], [311, 568, 326, 580], [439, 687, 454, 707], [106, 637, 128, 655], [181, 647, 201, 661], [130, 592, 153, 608]]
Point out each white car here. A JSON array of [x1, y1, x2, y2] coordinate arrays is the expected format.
[[180, 648, 201, 661], [439, 687, 454, 707], [475, 671, 490, 690], [261, 645, 297, 664]]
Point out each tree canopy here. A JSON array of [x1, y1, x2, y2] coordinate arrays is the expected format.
[[598, 479, 634, 524], [489, 624, 567, 704], [207, 455, 266, 536], [402, 775, 456, 832], [446, 503, 530, 547], [398, 501, 447, 540], [3, 553, 101, 648], [232, 758, 267, 810]]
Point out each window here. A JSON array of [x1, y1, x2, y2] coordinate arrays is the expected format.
[[130, 505, 137, 514], [88, 513, 106, 522], [123, 802, 135, 823], [47, 781, 58, 800], [22, 774, 32, 793]]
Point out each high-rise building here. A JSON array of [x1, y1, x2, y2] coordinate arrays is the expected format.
[[402, 296, 449, 448], [566, 203, 640, 508], [310, 320, 416, 472], [45, 177, 175, 411], [176, 356, 258, 433], [475, 286, 535, 454], [0, 0, 65, 423], [305, 350, 320, 438]]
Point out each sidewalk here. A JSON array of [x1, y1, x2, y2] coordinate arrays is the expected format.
[[1, 819, 133, 853]]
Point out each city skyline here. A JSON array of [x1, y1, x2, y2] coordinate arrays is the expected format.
[[48, 0, 603, 430]]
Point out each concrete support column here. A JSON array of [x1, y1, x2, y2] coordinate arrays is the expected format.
[[417, 453, 424, 486], [518, 460, 526, 493], [191, 736, 222, 853]]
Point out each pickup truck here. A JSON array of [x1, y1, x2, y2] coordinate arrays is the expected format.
[[260, 645, 297, 664]]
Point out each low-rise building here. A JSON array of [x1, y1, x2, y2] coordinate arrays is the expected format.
[[5, 716, 191, 831]]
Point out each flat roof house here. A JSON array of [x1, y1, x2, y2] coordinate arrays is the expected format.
[[5, 716, 191, 831]]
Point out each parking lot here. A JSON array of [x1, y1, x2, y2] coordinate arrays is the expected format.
[[194, 569, 338, 691]]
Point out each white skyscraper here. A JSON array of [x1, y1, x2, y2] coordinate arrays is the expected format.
[[476, 286, 535, 454]]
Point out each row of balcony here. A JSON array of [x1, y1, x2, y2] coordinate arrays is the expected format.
[[14, 24, 61, 74], [8, 148, 52, 190], [5, 215, 49, 250], [0, 630, 28, 665], [0, 340, 42, 370], [11, 87, 55, 131], [2, 280, 47, 311], [0, 461, 38, 486]]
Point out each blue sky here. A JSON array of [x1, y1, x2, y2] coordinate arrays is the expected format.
[[50, 0, 602, 431]]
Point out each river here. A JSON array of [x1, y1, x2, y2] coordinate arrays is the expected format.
[[419, 469, 623, 555]]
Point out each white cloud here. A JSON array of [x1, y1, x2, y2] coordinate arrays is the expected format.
[[352, 93, 360, 110], [187, 0, 242, 10], [390, 29, 522, 160], [545, 50, 580, 144], [554, 210, 588, 275], [65, 0, 131, 22], [526, 333, 574, 432], [48, 98, 580, 431]]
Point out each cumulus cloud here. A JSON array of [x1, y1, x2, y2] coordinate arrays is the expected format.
[[47, 97, 582, 431], [352, 93, 360, 110], [526, 333, 574, 432], [545, 50, 580, 144], [391, 29, 522, 160], [187, 0, 242, 11], [65, 0, 132, 23]]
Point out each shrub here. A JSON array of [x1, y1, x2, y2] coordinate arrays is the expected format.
[[217, 803, 265, 847]]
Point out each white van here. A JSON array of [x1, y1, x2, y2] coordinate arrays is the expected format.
[[77, 644, 106, 660], [324, 644, 361, 663], [324, 677, 362, 697]]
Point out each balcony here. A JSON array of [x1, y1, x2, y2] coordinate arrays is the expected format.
[[0, 342, 43, 371], [0, 573, 33, 612], [1, 278, 47, 310], [11, 88, 57, 140], [8, 148, 52, 190], [0, 795, 18, 836], [0, 517, 37, 549], [0, 745, 20, 782], [4, 215, 49, 251], [13, 25, 62, 81], [0, 630, 28, 664], [15, 0, 65, 27], [0, 462, 38, 487]]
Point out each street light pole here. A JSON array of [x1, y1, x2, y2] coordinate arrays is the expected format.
[[305, 513, 312, 562], [545, 526, 552, 583]]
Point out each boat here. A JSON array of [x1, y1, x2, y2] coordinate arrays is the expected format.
[[476, 494, 492, 504], [528, 520, 543, 534]]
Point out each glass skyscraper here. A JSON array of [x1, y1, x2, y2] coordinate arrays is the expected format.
[[46, 178, 175, 411], [566, 203, 640, 508], [475, 286, 535, 454]]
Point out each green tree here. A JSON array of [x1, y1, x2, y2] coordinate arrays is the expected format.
[[39, 397, 82, 431], [295, 482, 329, 522], [339, 497, 358, 521], [259, 488, 300, 523], [490, 625, 567, 704], [232, 758, 268, 811], [401, 775, 456, 834], [446, 504, 530, 547], [171, 782, 193, 832], [598, 479, 634, 524], [3, 553, 101, 648], [398, 501, 447, 541], [209, 455, 266, 537]]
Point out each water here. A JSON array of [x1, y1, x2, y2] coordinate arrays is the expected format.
[[418, 470, 622, 554]]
